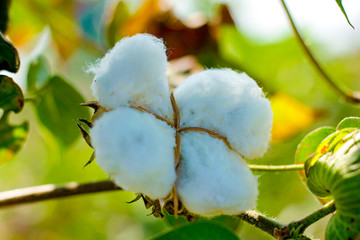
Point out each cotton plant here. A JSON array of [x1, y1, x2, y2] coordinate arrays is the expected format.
[[81, 33, 273, 219]]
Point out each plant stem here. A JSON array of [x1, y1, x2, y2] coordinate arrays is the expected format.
[[237, 210, 285, 237], [288, 200, 336, 234], [248, 164, 304, 172], [280, 0, 360, 104], [0, 180, 332, 239], [0, 181, 121, 208]]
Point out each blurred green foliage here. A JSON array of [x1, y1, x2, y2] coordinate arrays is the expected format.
[[0, 0, 359, 239]]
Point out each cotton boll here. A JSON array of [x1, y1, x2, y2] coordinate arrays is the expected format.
[[176, 132, 258, 217], [89, 34, 173, 121], [174, 69, 272, 159], [90, 107, 176, 199]]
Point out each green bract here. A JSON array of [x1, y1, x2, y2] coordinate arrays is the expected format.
[[297, 117, 360, 240]]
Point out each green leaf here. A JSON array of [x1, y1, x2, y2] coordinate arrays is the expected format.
[[106, 1, 130, 47], [336, 117, 360, 130], [303, 128, 356, 176], [335, 0, 354, 29], [34, 75, 90, 146], [163, 210, 189, 227], [332, 172, 360, 218], [151, 221, 240, 240], [0, 0, 10, 33], [0, 120, 29, 165], [198, 216, 240, 231], [27, 55, 51, 92], [0, 75, 24, 113], [326, 214, 360, 240], [296, 127, 335, 165], [0, 32, 20, 73]]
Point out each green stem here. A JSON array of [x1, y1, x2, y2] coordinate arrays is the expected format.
[[249, 164, 304, 172], [237, 210, 285, 236], [0, 180, 332, 239], [288, 200, 336, 234], [280, 0, 360, 104]]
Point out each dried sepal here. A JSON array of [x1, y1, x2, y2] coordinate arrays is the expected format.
[[126, 193, 142, 204], [79, 119, 93, 128], [77, 123, 92, 147], [83, 152, 95, 168], [79, 101, 100, 111]]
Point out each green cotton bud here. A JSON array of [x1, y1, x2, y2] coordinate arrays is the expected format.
[[306, 129, 360, 218], [302, 124, 360, 240]]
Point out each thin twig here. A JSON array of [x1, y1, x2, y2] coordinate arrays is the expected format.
[[249, 164, 304, 172], [287, 200, 336, 234], [281, 0, 360, 104], [0, 181, 121, 208]]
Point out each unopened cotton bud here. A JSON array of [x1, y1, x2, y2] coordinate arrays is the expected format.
[[89, 34, 173, 121], [90, 107, 176, 199], [174, 69, 272, 159], [176, 132, 258, 217]]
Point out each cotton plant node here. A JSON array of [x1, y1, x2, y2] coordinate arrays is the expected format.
[[80, 33, 273, 220]]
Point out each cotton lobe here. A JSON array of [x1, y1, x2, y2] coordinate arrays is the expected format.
[[177, 132, 258, 217], [90, 107, 176, 199], [89, 34, 173, 121], [174, 69, 272, 159], [88, 34, 271, 217]]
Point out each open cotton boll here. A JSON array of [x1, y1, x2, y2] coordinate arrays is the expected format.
[[90, 107, 176, 199], [176, 132, 258, 217], [174, 69, 272, 159], [89, 34, 173, 121]]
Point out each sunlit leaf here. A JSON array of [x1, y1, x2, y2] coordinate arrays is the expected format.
[[296, 126, 335, 164], [0, 120, 28, 165], [0, 0, 10, 33], [106, 1, 130, 47], [0, 75, 24, 113], [0, 32, 20, 73], [271, 93, 322, 142], [336, 117, 360, 130], [151, 221, 239, 240], [34, 75, 90, 146], [120, 0, 160, 37], [27, 55, 51, 92], [335, 0, 354, 29]]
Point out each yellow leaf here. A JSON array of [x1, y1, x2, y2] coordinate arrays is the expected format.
[[270, 93, 321, 142]]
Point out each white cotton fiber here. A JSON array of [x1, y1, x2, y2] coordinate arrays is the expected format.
[[176, 132, 258, 217], [174, 69, 272, 159], [90, 107, 176, 199], [89, 34, 173, 121]]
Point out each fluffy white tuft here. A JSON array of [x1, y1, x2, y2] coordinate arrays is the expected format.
[[176, 132, 258, 217], [89, 34, 173, 121], [174, 69, 273, 159], [90, 107, 176, 199]]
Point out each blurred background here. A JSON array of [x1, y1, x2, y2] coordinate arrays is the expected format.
[[1, 0, 360, 239]]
